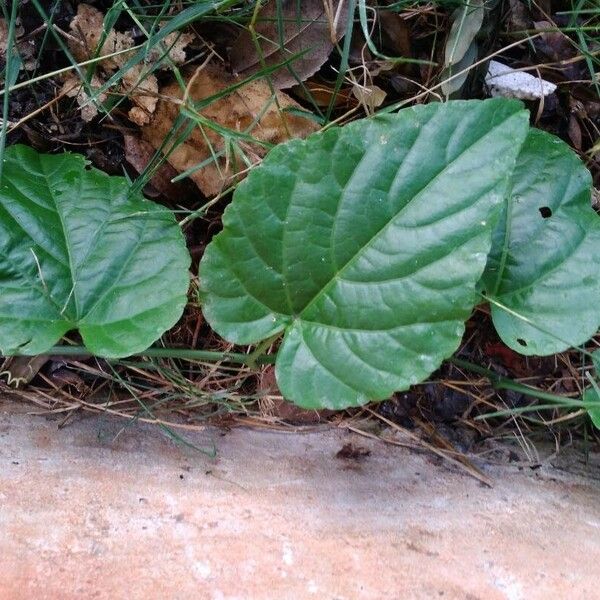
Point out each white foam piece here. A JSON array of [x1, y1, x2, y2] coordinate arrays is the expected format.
[[485, 60, 557, 100]]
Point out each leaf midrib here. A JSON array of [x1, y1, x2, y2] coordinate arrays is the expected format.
[[40, 155, 80, 320], [293, 110, 522, 322], [79, 215, 151, 323]]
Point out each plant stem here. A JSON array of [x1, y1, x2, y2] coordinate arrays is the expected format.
[[10, 345, 276, 366], [4, 350, 586, 404], [450, 357, 585, 406]]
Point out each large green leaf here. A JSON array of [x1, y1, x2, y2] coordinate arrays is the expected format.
[[0, 145, 190, 357], [200, 99, 529, 409], [482, 129, 600, 355]]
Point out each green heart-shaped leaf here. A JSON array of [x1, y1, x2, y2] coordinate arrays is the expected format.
[[200, 99, 529, 409], [0, 145, 190, 357], [482, 129, 600, 355]]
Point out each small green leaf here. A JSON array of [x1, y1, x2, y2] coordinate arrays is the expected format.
[[200, 99, 529, 409], [483, 129, 600, 355], [0, 145, 190, 357]]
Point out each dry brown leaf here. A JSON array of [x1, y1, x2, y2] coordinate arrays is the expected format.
[[377, 10, 411, 59], [122, 67, 159, 125], [147, 30, 195, 66], [1, 356, 49, 388], [533, 20, 580, 79], [127, 106, 150, 126], [68, 4, 135, 70], [67, 4, 191, 124], [0, 17, 38, 70], [295, 76, 356, 108], [61, 73, 107, 122], [123, 134, 192, 201], [506, 0, 531, 31], [141, 64, 318, 196], [69, 4, 192, 71], [230, 0, 350, 89], [567, 114, 582, 150], [0, 18, 9, 55], [352, 83, 386, 113]]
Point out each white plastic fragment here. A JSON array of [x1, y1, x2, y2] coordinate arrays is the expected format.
[[485, 60, 557, 100]]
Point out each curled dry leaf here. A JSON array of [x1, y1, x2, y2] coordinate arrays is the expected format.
[[121, 69, 159, 125], [123, 134, 193, 201], [534, 20, 579, 79], [376, 9, 411, 60], [68, 3, 135, 69], [230, 0, 350, 89], [295, 76, 357, 108], [66, 4, 191, 124], [568, 114, 582, 150], [0, 356, 49, 388], [506, 0, 531, 31], [147, 30, 195, 66], [69, 4, 193, 68], [0, 18, 12, 55], [141, 64, 319, 197], [352, 83, 387, 113], [0, 17, 37, 70], [61, 73, 107, 122]]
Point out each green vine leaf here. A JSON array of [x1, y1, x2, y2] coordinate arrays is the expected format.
[[583, 387, 600, 430], [482, 129, 600, 355], [0, 145, 190, 357], [200, 99, 529, 409]]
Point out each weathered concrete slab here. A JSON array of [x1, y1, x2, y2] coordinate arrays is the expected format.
[[1, 400, 599, 599]]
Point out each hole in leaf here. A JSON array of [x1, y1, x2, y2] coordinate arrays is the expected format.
[[538, 206, 552, 218], [516, 338, 527, 347]]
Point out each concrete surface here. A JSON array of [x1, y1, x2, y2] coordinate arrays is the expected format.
[[1, 400, 599, 600]]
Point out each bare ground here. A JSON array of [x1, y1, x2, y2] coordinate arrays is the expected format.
[[1, 399, 599, 599]]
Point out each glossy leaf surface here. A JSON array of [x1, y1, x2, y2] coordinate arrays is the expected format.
[[0, 145, 190, 357], [482, 129, 600, 355], [200, 99, 529, 409]]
